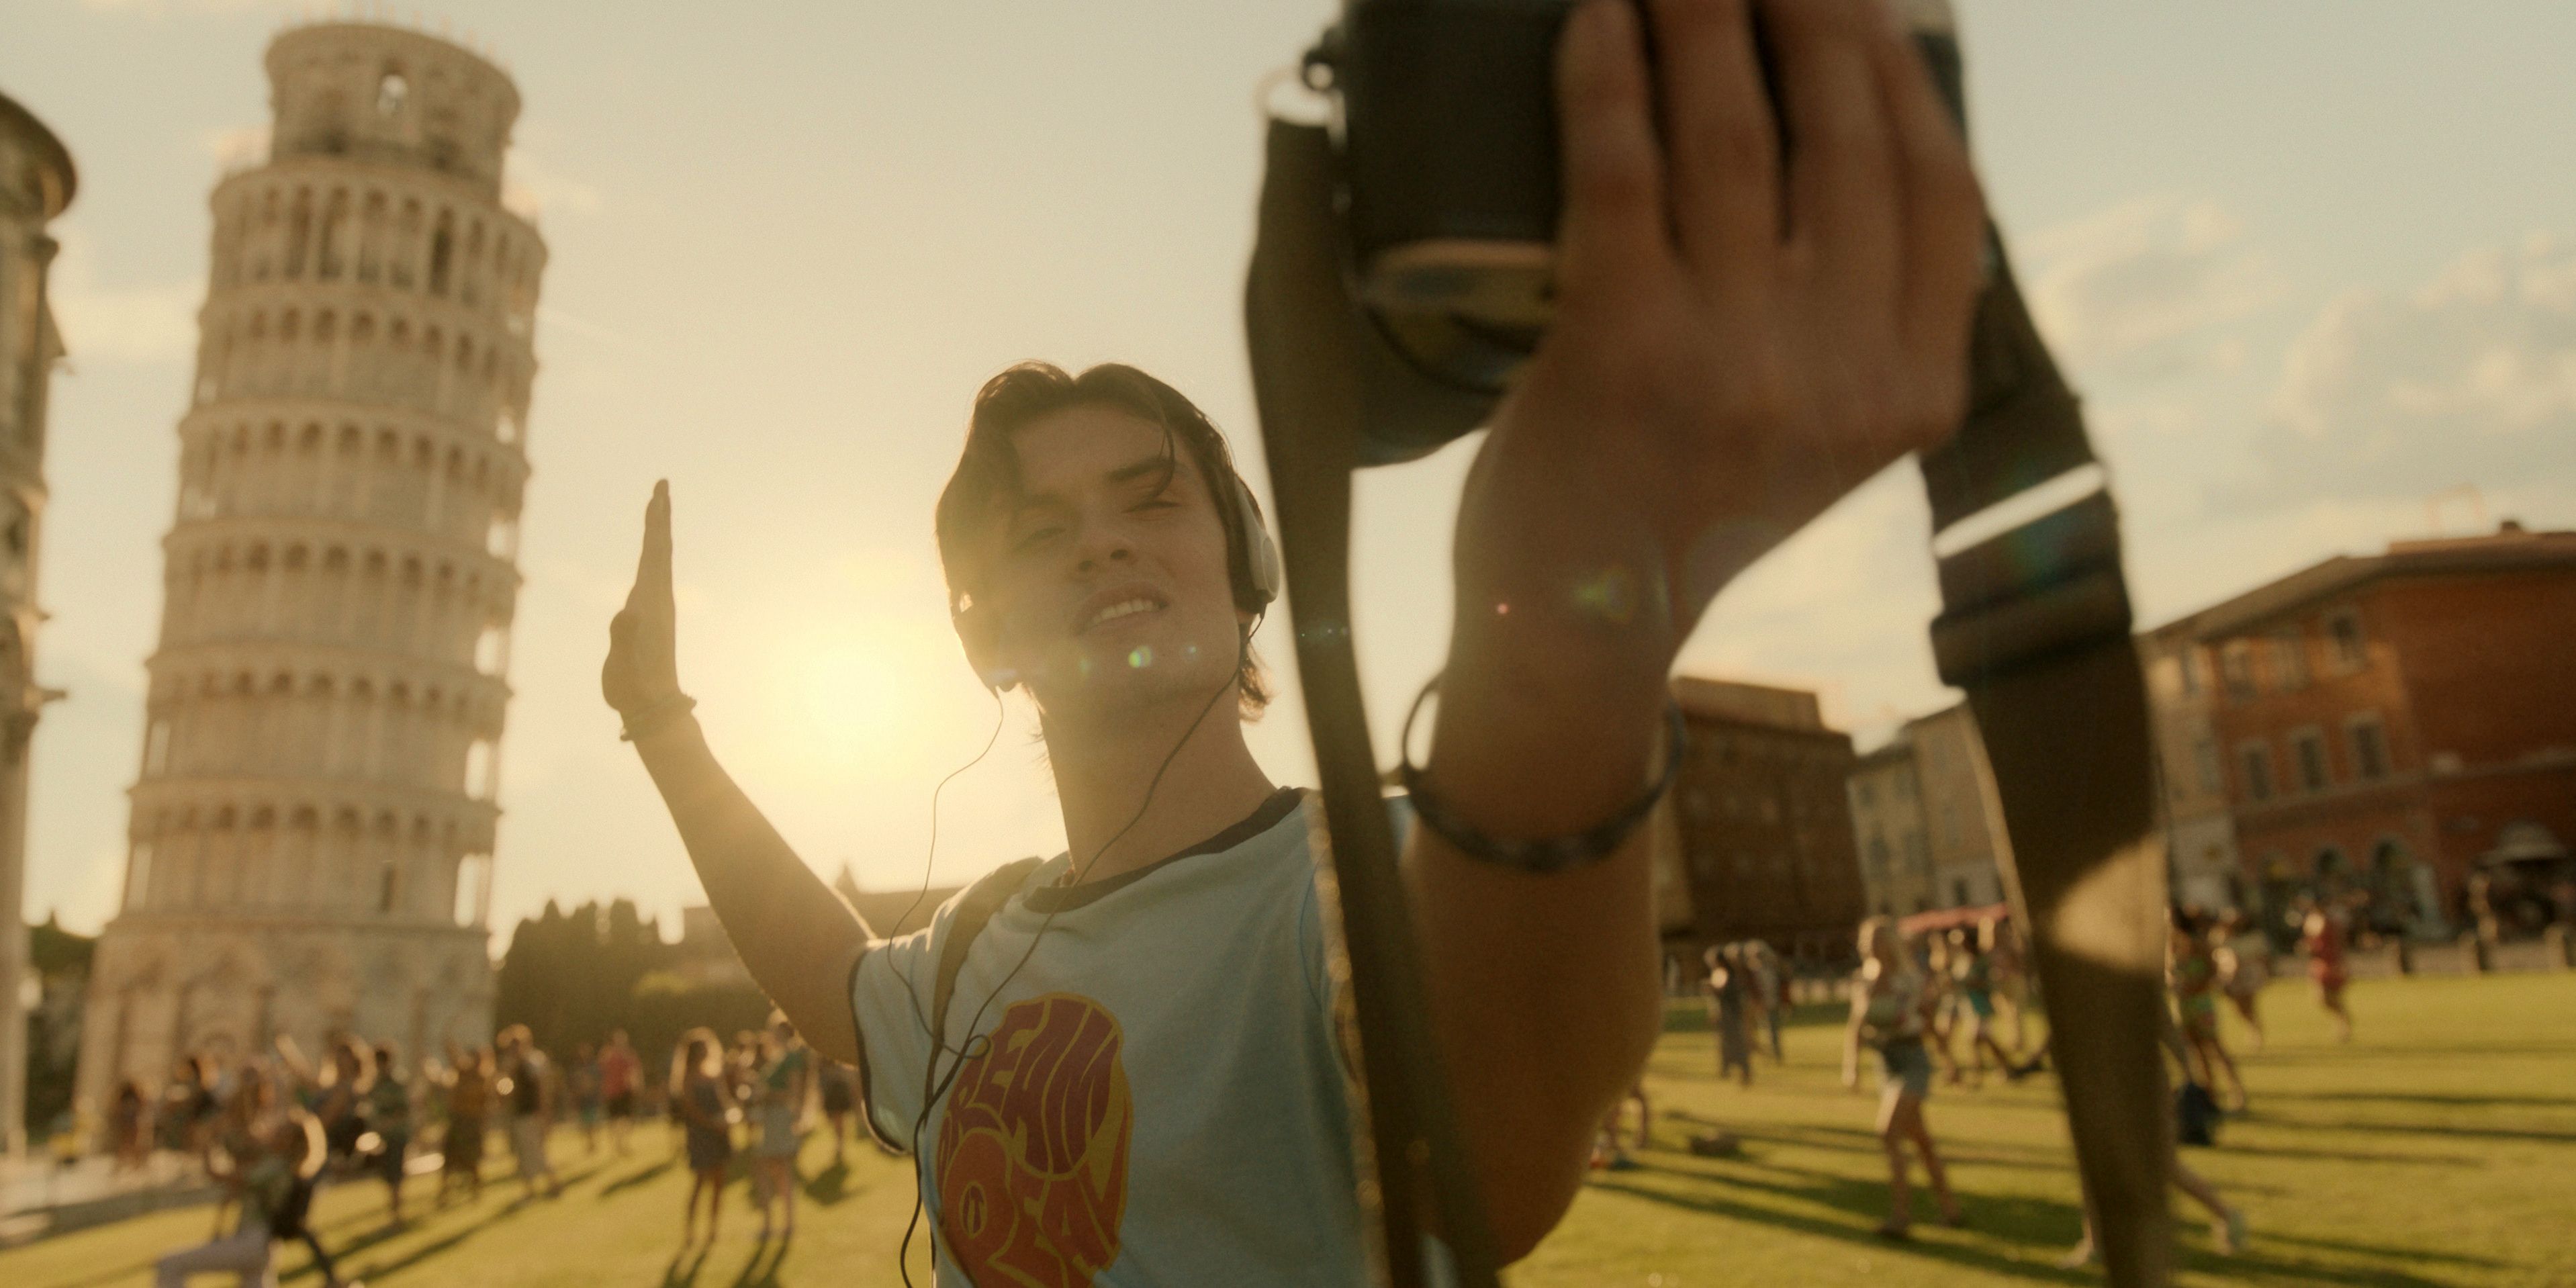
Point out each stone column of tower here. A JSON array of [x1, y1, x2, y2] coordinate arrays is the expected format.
[[81, 21, 545, 1104], [0, 91, 78, 1158]]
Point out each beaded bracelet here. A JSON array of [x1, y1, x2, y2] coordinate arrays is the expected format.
[[1395, 676, 1688, 874], [617, 692, 699, 743]]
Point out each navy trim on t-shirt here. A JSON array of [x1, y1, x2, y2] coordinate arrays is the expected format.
[[1021, 786, 1307, 915]]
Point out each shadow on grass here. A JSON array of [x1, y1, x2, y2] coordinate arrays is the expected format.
[[727, 1230, 792, 1288], [662, 1242, 713, 1287], [2213, 1140, 2483, 1167], [1588, 1170, 2092, 1286], [1594, 1164, 2466, 1288], [2236, 1113, 2576, 1145], [800, 1161, 862, 1207], [600, 1158, 678, 1199], [2262, 1089, 2576, 1109]]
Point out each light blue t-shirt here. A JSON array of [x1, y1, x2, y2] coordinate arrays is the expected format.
[[852, 788, 1417, 1286]]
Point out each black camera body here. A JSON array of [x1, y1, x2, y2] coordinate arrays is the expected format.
[[1313, 0, 1966, 459]]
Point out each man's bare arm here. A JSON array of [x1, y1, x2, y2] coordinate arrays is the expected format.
[[608, 483, 874, 1067], [1406, 0, 1984, 1260]]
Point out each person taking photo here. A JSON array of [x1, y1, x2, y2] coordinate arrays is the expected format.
[[602, 0, 1986, 1279]]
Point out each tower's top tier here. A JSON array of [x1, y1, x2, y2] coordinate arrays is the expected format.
[[265, 21, 520, 196]]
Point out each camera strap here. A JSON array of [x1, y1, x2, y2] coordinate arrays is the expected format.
[[1917, 238, 2175, 1283], [1245, 117, 1505, 1288]]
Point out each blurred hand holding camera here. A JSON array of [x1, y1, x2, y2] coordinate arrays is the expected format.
[[1437, 0, 1986, 802]]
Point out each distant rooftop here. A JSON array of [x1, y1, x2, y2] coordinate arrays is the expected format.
[[1672, 676, 1828, 733], [2158, 521, 2576, 639]]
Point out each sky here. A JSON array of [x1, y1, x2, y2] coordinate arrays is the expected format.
[[8, 1, 2573, 946]]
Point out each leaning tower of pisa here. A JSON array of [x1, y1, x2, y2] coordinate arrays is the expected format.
[[81, 19, 544, 1101]]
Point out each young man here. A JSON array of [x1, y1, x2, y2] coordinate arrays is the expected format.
[[604, 0, 1984, 1279]]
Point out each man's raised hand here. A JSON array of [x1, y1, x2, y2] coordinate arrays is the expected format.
[[602, 480, 683, 720], [1453, 0, 1986, 663]]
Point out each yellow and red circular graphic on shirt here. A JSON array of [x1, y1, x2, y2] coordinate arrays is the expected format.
[[937, 992, 1132, 1287]]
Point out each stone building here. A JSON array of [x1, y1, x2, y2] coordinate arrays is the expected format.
[[1657, 676, 1866, 966], [2140, 621, 2242, 913], [2176, 522, 2576, 937], [81, 21, 545, 1107], [1846, 741, 1934, 916], [1901, 703, 2011, 912], [0, 89, 76, 1155]]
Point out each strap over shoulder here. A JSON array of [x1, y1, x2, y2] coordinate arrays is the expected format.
[[925, 857, 1046, 1091]]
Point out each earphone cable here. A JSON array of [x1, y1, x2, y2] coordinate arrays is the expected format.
[[896, 620, 1258, 1285]]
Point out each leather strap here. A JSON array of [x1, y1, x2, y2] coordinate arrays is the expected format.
[[1924, 236, 2175, 1285], [920, 856, 1044, 1119], [1246, 116, 1505, 1288]]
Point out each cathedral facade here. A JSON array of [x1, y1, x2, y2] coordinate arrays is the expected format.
[[81, 20, 544, 1103]]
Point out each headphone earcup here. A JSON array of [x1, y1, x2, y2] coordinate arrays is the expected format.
[[952, 602, 1018, 692], [1232, 475, 1282, 610]]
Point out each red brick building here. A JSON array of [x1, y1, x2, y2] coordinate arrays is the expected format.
[[2167, 523, 2576, 935], [1655, 678, 1868, 966]]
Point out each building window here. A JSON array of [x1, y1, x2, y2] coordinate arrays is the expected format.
[[2221, 641, 2256, 701], [454, 853, 492, 927], [2291, 728, 2330, 794], [2350, 715, 2390, 780], [2178, 647, 2203, 697], [1868, 835, 1890, 877], [1952, 878, 1971, 907], [125, 843, 156, 912], [2272, 631, 2309, 690], [377, 70, 409, 117], [2240, 743, 2275, 803], [2328, 610, 2366, 670], [2192, 735, 2223, 796]]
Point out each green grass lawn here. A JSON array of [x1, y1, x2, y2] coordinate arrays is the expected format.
[[7, 970, 2572, 1287]]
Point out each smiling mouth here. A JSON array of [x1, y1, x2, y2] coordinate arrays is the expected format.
[[1079, 596, 1165, 634]]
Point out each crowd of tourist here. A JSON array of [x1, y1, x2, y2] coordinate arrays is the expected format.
[[1592, 892, 2415, 1264], [73, 1010, 864, 1285]]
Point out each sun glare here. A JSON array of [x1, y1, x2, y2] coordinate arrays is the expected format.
[[764, 623, 948, 775]]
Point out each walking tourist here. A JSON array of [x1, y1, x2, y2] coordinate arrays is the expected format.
[[599, 1029, 642, 1156], [436, 1048, 490, 1207], [817, 1058, 858, 1166], [111, 1078, 152, 1174], [1843, 916, 1966, 1239], [2213, 909, 2269, 1052], [364, 1044, 413, 1228], [2170, 908, 2247, 1109], [673, 1028, 737, 1247], [568, 1042, 604, 1156], [496, 1025, 560, 1201], [1749, 940, 1788, 1062], [154, 1110, 351, 1288], [1956, 918, 2039, 1085], [2301, 902, 2356, 1042], [1921, 929, 1966, 1085], [749, 1011, 812, 1239], [1706, 944, 1755, 1087]]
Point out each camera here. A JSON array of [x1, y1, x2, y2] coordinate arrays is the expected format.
[[1307, 0, 1966, 454]]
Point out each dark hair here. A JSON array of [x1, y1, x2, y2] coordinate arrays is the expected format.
[[935, 361, 1271, 715]]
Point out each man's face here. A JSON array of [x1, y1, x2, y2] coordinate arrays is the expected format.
[[974, 404, 1246, 725]]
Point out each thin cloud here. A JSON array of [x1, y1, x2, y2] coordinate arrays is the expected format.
[[2240, 230, 2576, 509], [2023, 194, 2285, 379]]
